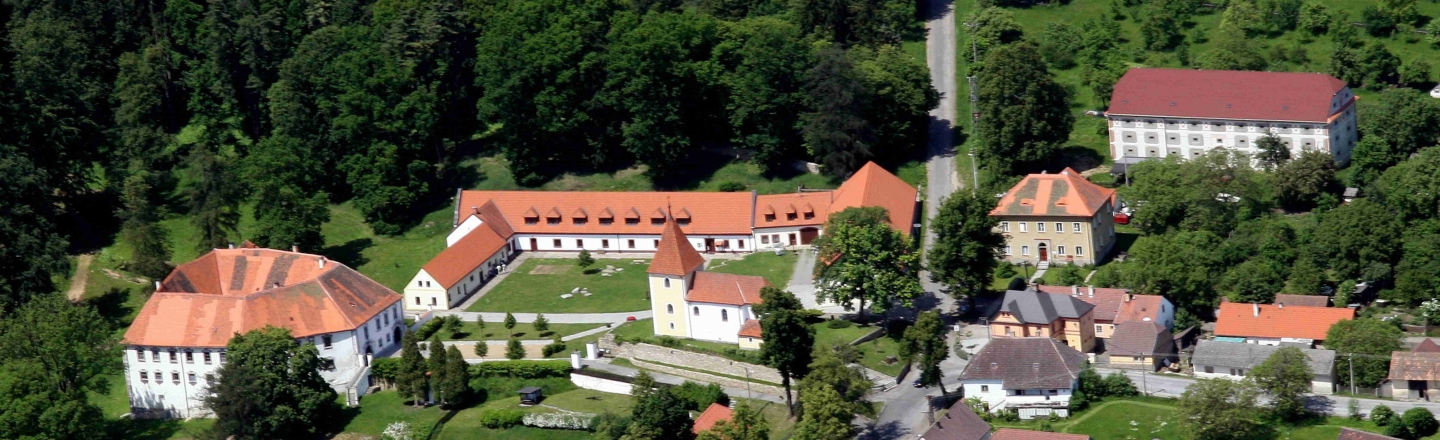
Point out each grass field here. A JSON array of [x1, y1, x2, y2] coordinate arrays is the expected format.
[[441, 321, 602, 341], [467, 258, 653, 313], [708, 251, 800, 287]]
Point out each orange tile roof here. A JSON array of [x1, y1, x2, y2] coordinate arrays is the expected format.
[[829, 162, 918, 234], [125, 248, 400, 347], [754, 192, 832, 228], [455, 191, 756, 236], [738, 319, 763, 338], [649, 220, 707, 276], [1116, 295, 1166, 324], [991, 168, 1116, 217], [1214, 302, 1353, 341], [422, 224, 510, 289], [687, 271, 769, 306], [991, 429, 1090, 440], [692, 403, 733, 434]]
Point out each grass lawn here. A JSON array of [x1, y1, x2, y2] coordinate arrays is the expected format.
[[611, 319, 763, 364], [459, 153, 839, 195], [854, 327, 908, 377], [86, 373, 215, 439], [339, 391, 449, 437], [467, 258, 652, 313], [708, 251, 799, 287], [442, 321, 601, 341], [811, 321, 877, 347], [540, 388, 635, 414]]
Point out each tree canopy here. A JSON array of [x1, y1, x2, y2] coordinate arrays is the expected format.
[[205, 326, 339, 439], [974, 42, 1074, 177], [813, 207, 922, 321], [1326, 318, 1404, 387]]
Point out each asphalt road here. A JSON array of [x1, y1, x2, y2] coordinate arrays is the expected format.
[[1098, 367, 1440, 419]]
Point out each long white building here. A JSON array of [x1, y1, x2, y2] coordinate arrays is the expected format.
[[122, 244, 403, 418], [1106, 68, 1359, 164]]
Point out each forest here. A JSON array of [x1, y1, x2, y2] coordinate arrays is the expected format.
[[0, 0, 938, 312]]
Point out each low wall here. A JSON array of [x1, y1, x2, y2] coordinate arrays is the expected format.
[[628, 358, 786, 396], [601, 338, 783, 384], [571, 372, 634, 395], [850, 326, 887, 345]]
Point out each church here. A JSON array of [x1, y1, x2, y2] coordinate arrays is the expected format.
[[648, 218, 771, 349]]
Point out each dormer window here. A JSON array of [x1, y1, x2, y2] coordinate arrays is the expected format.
[[786, 213, 797, 221], [651, 218, 665, 226], [547, 217, 561, 225], [803, 212, 814, 220], [764, 214, 776, 221], [677, 219, 690, 226], [600, 218, 613, 225], [525, 217, 539, 225]]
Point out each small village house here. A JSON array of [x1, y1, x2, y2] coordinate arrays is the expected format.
[[1191, 340, 1336, 395], [958, 338, 1086, 420], [919, 398, 991, 440], [1035, 285, 1174, 340], [990, 169, 1118, 268], [692, 403, 734, 435], [1388, 343, 1440, 401], [1213, 302, 1354, 347], [990, 289, 1097, 353], [1106, 321, 1177, 371]]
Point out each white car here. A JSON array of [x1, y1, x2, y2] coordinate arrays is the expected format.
[[1432, 84, 1440, 98]]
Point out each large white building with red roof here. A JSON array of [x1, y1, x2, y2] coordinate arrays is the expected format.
[[122, 244, 404, 418], [405, 161, 918, 311], [1106, 68, 1358, 163]]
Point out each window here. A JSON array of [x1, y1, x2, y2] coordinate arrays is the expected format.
[[152, 350, 160, 362], [140, 371, 149, 382], [664, 278, 671, 288], [981, 385, 989, 392], [430, 297, 437, 306], [600, 218, 613, 225], [737, 241, 744, 250], [677, 218, 691, 226], [575, 239, 583, 248], [168, 351, 177, 363], [417, 281, 423, 287], [171, 372, 180, 383], [525, 217, 539, 225], [137, 350, 146, 363], [1019, 222, 1028, 232], [1072, 222, 1081, 233], [693, 307, 700, 316], [547, 218, 561, 225], [1037, 223, 1046, 232], [1001, 222, 1009, 232], [764, 214, 776, 222], [552, 239, 561, 248], [1095, 324, 1103, 333], [786, 213, 797, 221], [1055, 222, 1063, 233], [652, 218, 665, 225], [573, 218, 587, 225], [626, 218, 640, 225], [203, 352, 212, 364], [1004, 246, 1011, 255], [628, 239, 635, 249], [669, 322, 675, 330], [188, 372, 197, 384], [219, 352, 225, 362], [415, 297, 421, 305], [1056, 246, 1065, 255], [721, 310, 729, 322], [803, 212, 814, 219], [1021, 246, 1030, 256], [322, 335, 332, 349], [205, 373, 214, 383], [1204, 366, 1214, 373], [666, 304, 674, 314], [1075, 246, 1084, 255], [654, 240, 659, 248], [602, 239, 609, 248], [761, 236, 769, 244]]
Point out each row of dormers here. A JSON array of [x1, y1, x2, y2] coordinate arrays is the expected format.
[[521, 206, 693, 226]]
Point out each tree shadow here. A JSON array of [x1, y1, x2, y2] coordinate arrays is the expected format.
[[511, 332, 528, 338], [330, 404, 363, 436], [88, 287, 140, 329], [1046, 146, 1105, 174], [857, 420, 910, 440], [540, 331, 556, 338], [918, 0, 954, 22], [452, 332, 473, 339], [58, 190, 123, 254], [322, 238, 373, 269], [583, 268, 602, 275], [650, 149, 738, 190]]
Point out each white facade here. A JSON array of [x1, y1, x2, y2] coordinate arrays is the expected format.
[[1244, 337, 1314, 347], [686, 302, 756, 344], [752, 226, 822, 249], [514, 233, 754, 254], [403, 244, 515, 312], [1194, 364, 1334, 395], [125, 303, 406, 418], [1108, 89, 1359, 164], [960, 379, 1075, 420]]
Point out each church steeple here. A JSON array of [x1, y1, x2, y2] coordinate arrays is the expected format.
[[647, 218, 705, 277]]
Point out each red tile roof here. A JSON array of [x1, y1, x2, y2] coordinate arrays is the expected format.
[[991, 169, 1115, 217], [422, 223, 509, 289], [1116, 295, 1166, 324], [920, 398, 992, 440], [692, 403, 733, 434], [738, 319, 763, 338], [1214, 302, 1353, 341], [455, 190, 755, 236], [687, 271, 769, 306], [649, 220, 707, 276], [1274, 294, 1329, 308], [991, 428, 1089, 440], [1389, 351, 1440, 381], [829, 162, 918, 234], [754, 192, 831, 228], [1417, 339, 1440, 353], [125, 248, 400, 347], [1107, 68, 1350, 123]]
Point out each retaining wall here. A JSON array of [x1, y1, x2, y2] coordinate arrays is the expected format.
[[600, 337, 784, 384]]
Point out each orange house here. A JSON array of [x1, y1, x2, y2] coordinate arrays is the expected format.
[[989, 289, 1097, 353]]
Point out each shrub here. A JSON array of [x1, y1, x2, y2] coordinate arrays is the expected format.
[[1068, 389, 1089, 412], [414, 318, 445, 340], [591, 413, 631, 438], [477, 409, 525, 428], [1102, 372, 1139, 397], [370, 357, 402, 387], [996, 261, 1017, 278], [506, 339, 525, 360], [523, 412, 593, 430], [672, 381, 728, 411], [1373, 405, 1397, 426], [826, 319, 853, 329], [472, 360, 573, 378], [717, 181, 746, 192], [1349, 399, 1362, 420], [1402, 408, 1438, 439], [541, 338, 567, 357], [655, 336, 682, 348]]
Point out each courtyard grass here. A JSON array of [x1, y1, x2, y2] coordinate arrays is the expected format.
[[854, 328, 908, 377], [466, 258, 652, 313], [338, 391, 450, 437], [441, 321, 602, 341], [87, 373, 215, 439], [707, 251, 799, 287], [811, 320, 877, 347]]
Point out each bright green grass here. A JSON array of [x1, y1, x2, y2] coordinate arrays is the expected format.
[[896, 159, 928, 192], [707, 252, 799, 287], [339, 390, 449, 437], [1062, 400, 1184, 438], [442, 321, 602, 341], [540, 388, 635, 414], [854, 329, 908, 377], [319, 201, 452, 292], [466, 258, 652, 313], [811, 321, 877, 347], [87, 373, 215, 439]]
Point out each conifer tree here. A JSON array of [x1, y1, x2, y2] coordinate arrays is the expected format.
[[427, 335, 448, 405], [398, 332, 427, 406]]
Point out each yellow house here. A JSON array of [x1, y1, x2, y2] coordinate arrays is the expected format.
[[990, 168, 1118, 267], [990, 289, 1097, 353]]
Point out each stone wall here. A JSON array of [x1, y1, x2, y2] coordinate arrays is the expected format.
[[571, 372, 634, 395], [628, 358, 785, 396], [600, 336, 783, 384]]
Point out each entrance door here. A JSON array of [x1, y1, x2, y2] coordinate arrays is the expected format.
[[1038, 243, 1049, 261], [788, 234, 797, 246], [704, 238, 716, 253], [800, 227, 819, 244], [529, 238, 538, 250]]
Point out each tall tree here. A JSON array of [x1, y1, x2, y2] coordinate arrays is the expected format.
[[1310, 199, 1403, 283], [245, 135, 330, 251], [851, 45, 939, 167], [715, 16, 809, 171], [975, 42, 1073, 176], [1273, 150, 1339, 212], [800, 47, 874, 178], [813, 207, 922, 321], [1254, 133, 1289, 171], [441, 345, 469, 407], [1219, 259, 1284, 303], [755, 287, 814, 414], [791, 383, 857, 440], [0, 151, 70, 311], [1395, 221, 1440, 306], [119, 170, 174, 279], [792, 0, 914, 45], [112, 44, 180, 173], [899, 311, 950, 393], [1121, 230, 1226, 323], [1326, 318, 1404, 387], [427, 335, 448, 405], [398, 332, 427, 406], [184, 126, 244, 252], [1176, 378, 1262, 440], [205, 326, 339, 439], [962, 8, 1023, 62], [1360, 89, 1440, 165], [1249, 346, 1313, 420], [928, 192, 1005, 309], [0, 295, 119, 440], [1375, 147, 1440, 223], [697, 399, 769, 440], [1120, 151, 1264, 236], [802, 346, 872, 404], [625, 388, 695, 440]]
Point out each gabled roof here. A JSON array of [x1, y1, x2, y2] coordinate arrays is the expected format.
[[1389, 351, 1440, 381], [919, 398, 992, 440], [687, 271, 768, 306], [455, 191, 755, 235], [738, 319, 762, 338], [1214, 302, 1353, 341], [422, 223, 510, 289], [996, 290, 1095, 325], [649, 219, 706, 276], [1416, 339, 1440, 353], [1116, 295, 1167, 324], [828, 162, 918, 234], [991, 429, 1090, 440], [1036, 285, 1131, 322], [126, 248, 400, 347], [1274, 294, 1329, 308], [991, 168, 1116, 217], [1191, 340, 1334, 373], [1107, 68, 1350, 123], [959, 338, 1085, 389], [1107, 322, 1174, 358], [692, 403, 733, 434]]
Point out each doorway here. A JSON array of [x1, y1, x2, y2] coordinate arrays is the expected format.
[[788, 234, 797, 246], [1038, 243, 1049, 262], [704, 238, 716, 253], [529, 238, 538, 250], [800, 227, 819, 245], [393, 327, 403, 346]]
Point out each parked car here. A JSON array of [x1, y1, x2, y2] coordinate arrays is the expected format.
[[1431, 84, 1440, 98]]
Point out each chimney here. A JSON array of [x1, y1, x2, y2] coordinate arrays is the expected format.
[[318, 257, 327, 269], [1278, 303, 1284, 309], [292, 244, 300, 253], [154, 280, 162, 290], [1252, 303, 1259, 317], [1088, 286, 1095, 298], [1125, 294, 1133, 302], [1071, 285, 1079, 296], [227, 243, 235, 249]]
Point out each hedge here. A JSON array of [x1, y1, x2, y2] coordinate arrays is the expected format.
[[471, 360, 573, 378], [477, 409, 525, 428]]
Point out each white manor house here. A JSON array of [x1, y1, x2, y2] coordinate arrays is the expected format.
[[403, 161, 918, 312], [1106, 68, 1359, 164]]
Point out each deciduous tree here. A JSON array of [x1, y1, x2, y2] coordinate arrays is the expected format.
[[1326, 318, 1403, 387], [1273, 150, 1339, 212], [975, 42, 1073, 176], [0, 151, 68, 311], [1176, 378, 1261, 440], [899, 311, 950, 393], [792, 383, 856, 440], [1220, 259, 1284, 303], [813, 207, 922, 321], [1249, 346, 1312, 420], [0, 294, 119, 440], [698, 399, 769, 440], [119, 170, 173, 279], [1254, 133, 1289, 171], [625, 388, 695, 440], [1310, 199, 1403, 283], [928, 192, 1005, 309], [205, 326, 340, 439], [800, 47, 873, 178], [755, 287, 813, 414]]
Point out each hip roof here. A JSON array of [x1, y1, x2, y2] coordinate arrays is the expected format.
[[1107, 68, 1348, 123]]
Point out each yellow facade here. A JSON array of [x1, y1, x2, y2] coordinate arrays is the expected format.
[[738, 336, 762, 350], [650, 274, 690, 337], [996, 207, 1116, 266], [989, 310, 1096, 353]]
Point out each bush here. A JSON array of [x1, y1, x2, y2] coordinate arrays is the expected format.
[[471, 360, 573, 378], [655, 335, 682, 348], [1006, 277, 1027, 291], [1068, 389, 1089, 412], [414, 318, 445, 340], [996, 261, 1017, 278], [370, 357, 402, 387], [672, 381, 729, 411], [523, 412, 592, 430], [826, 319, 853, 329], [541, 338, 567, 357], [478, 409, 526, 428], [1373, 405, 1397, 426], [1402, 408, 1438, 439], [717, 181, 746, 192], [1102, 372, 1139, 397], [591, 413, 631, 438]]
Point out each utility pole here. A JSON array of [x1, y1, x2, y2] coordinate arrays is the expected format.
[[1349, 354, 1355, 395], [1141, 367, 1149, 396], [745, 368, 753, 401]]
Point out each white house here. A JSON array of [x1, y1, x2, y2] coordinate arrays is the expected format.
[[408, 162, 919, 311], [1106, 68, 1359, 164], [1191, 340, 1336, 395], [122, 244, 404, 418], [649, 218, 770, 349], [958, 338, 1086, 420]]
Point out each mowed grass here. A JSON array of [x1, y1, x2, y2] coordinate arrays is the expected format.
[[467, 258, 652, 313], [441, 321, 602, 341], [340, 390, 448, 437], [707, 251, 799, 288]]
